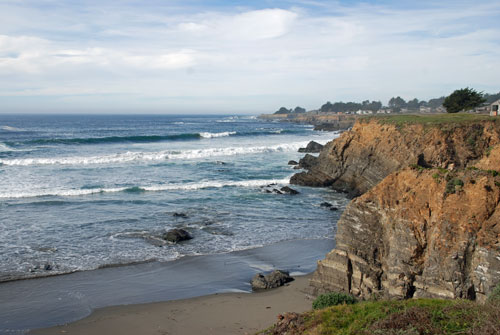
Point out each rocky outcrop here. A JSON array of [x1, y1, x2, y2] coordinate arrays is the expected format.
[[310, 167, 500, 302], [291, 118, 500, 197], [251, 270, 294, 290], [307, 117, 500, 302], [298, 141, 324, 153], [163, 228, 193, 243]]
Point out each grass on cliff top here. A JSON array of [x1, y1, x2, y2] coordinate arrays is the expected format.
[[361, 113, 496, 128], [261, 298, 500, 335]]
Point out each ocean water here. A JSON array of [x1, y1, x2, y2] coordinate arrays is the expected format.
[[0, 114, 347, 282]]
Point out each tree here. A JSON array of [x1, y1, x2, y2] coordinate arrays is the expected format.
[[320, 101, 334, 113], [443, 88, 486, 113], [407, 98, 420, 110], [293, 106, 306, 113], [388, 96, 407, 109], [274, 107, 291, 114]]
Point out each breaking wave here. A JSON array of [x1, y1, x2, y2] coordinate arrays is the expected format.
[[0, 141, 310, 166], [6, 130, 299, 147], [0, 177, 291, 199]]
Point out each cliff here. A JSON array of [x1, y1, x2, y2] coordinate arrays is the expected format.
[[304, 115, 500, 302], [291, 115, 500, 196]]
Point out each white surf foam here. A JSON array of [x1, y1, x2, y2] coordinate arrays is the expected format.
[[199, 131, 237, 138], [1, 125, 24, 132], [0, 177, 291, 199], [0, 141, 311, 166], [0, 142, 14, 152]]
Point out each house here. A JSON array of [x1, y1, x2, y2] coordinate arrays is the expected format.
[[490, 99, 500, 116]]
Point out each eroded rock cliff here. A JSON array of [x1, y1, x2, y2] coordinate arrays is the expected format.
[[291, 117, 500, 197], [306, 116, 500, 302]]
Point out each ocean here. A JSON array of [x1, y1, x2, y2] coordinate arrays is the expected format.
[[0, 114, 347, 283]]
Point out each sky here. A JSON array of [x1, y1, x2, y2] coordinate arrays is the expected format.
[[0, 0, 499, 114]]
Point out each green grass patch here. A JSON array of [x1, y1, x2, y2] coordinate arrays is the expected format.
[[313, 292, 357, 310], [262, 298, 500, 335]]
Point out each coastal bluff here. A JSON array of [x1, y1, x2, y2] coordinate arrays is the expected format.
[[296, 115, 500, 302]]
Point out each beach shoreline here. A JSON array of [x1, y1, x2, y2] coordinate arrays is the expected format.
[[31, 274, 314, 335], [1, 238, 334, 334]]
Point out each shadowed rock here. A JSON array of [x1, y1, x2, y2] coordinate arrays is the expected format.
[[280, 186, 299, 195], [251, 270, 294, 290], [163, 228, 193, 243], [298, 141, 323, 153]]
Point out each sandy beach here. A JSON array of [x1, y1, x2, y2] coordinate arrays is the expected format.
[[32, 274, 313, 335]]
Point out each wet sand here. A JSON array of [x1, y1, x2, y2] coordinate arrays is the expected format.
[[1, 239, 333, 333], [32, 274, 314, 335]]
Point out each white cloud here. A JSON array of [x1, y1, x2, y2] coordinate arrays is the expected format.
[[0, 1, 499, 112]]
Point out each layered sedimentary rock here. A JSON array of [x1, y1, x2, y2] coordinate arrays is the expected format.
[[306, 118, 500, 302], [291, 119, 500, 196]]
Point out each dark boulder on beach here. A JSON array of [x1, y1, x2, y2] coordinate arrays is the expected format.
[[280, 186, 299, 195], [251, 270, 294, 290], [288, 160, 298, 165], [163, 228, 193, 243], [298, 141, 323, 153]]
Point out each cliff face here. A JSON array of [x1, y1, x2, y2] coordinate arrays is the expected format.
[[291, 119, 500, 197], [306, 117, 500, 302]]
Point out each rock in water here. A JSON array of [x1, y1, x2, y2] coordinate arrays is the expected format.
[[163, 228, 193, 243], [251, 270, 294, 290], [298, 141, 324, 153], [280, 186, 300, 195], [288, 160, 299, 165], [173, 212, 188, 218]]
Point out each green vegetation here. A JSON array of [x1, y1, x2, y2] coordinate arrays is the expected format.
[[410, 164, 431, 172], [313, 292, 357, 310], [489, 283, 500, 303], [487, 170, 499, 177], [273, 106, 306, 114], [445, 178, 464, 195], [320, 100, 382, 113], [432, 173, 441, 183], [363, 113, 494, 128], [486, 146, 494, 157], [263, 297, 500, 335], [443, 87, 486, 113]]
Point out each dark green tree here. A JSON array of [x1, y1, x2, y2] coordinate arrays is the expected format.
[[293, 106, 306, 113], [407, 98, 420, 110], [320, 101, 334, 113], [274, 107, 291, 114], [443, 88, 486, 113], [388, 96, 407, 109]]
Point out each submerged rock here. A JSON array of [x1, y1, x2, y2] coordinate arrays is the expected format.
[[288, 160, 299, 165], [251, 270, 294, 290], [163, 228, 193, 243], [280, 186, 300, 195], [173, 212, 188, 218], [298, 141, 323, 153]]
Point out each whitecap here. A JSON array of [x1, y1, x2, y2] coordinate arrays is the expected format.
[[0, 141, 311, 166], [199, 131, 237, 138], [1, 125, 24, 132], [0, 142, 14, 152], [0, 177, 291, 199]]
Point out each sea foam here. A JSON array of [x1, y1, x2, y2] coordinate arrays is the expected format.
[[199, 131, 237, 138], [0, 141, 311, 166], [0, 177, 291, 199]]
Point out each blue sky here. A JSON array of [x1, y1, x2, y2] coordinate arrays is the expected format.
[[1, 0, 499, 113]]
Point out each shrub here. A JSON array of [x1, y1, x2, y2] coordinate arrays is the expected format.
[[312, 292, 357, 309], [488, 282, 500, 303]]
